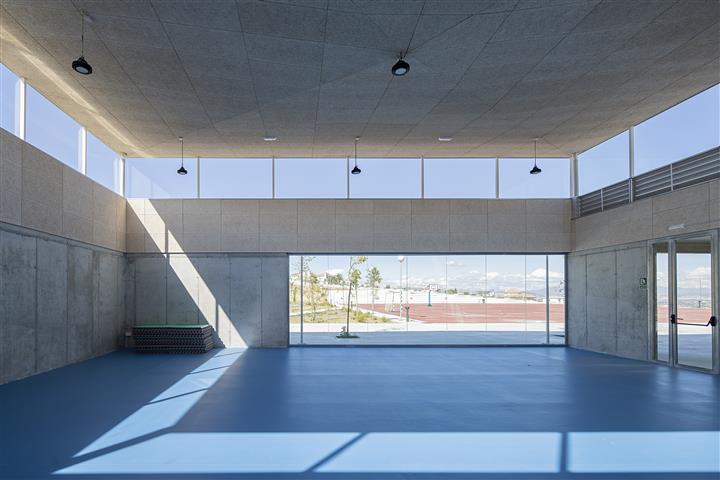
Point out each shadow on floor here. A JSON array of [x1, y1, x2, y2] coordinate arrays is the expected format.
[[1, 347, 718, 479]]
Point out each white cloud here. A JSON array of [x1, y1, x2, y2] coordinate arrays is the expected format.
[[528, 268, 563, 279]]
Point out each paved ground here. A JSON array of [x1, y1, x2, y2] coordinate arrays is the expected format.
[[1, 347, 718, 479], [292, 330, 566, 345]]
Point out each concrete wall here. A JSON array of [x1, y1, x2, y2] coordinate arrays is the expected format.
[[125, 253, 288, 348], [567, 243, 650, 361], [573, 179, 720, 252], [0, 128, 126, 251], [126, 198, 572, 254], [569, 180, 720, 361], [0, 223, 125, 384]]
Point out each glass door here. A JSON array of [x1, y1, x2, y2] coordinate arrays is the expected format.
[[674, 237, 716, 370], [652, 233, 718, 372]]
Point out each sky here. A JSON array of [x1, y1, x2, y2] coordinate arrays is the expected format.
[[294, 254, 565, 296]]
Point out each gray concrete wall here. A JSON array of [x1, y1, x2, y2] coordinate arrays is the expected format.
[[126, 198, 572, 254], [573, 179, 720, 252], [0, 223, 125, 384], [0, 128, 126, 251], [567, 243, 650, 361], [126, 253, 288, 348], [568, 180, 720, 362]]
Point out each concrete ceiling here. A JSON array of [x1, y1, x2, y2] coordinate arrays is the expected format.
[[0, 0, 718, 158]]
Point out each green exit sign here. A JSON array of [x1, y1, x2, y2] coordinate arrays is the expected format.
[[639, 278, 647, 288]]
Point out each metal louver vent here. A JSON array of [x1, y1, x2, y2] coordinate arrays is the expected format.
[[672, 148, 720, 189], [601, 179, 631, 210], [574, 147, 719, 218], [633, 164, 672, 200]]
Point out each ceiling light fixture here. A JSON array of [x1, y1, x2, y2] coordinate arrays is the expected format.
[[438, 137, 454, 142], [72, 13, 93, 75], [392, 55, 410, 76], [263, 136, 277, 142], [351, 136, 361, 175], [530, 138, 542, 175], [390, 3, 424, 76], [177, 137, 187, 175]]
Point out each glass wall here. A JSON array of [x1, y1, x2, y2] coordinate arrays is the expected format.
[[350, 158, 422, 198], [634, 85, 720, 175], [0, 63, 21, 136], [200, 158, 272, 198], [86, 131, 121, 193], [275, 158, 346, 198], [424, 158, 496, 198], [577, 131, 629, 195], [26, 85, 82, 170], [499, 158, 570, 198], [290, 254, 565, 345], [126, 157, 198, 198]]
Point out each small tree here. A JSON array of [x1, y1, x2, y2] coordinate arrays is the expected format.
[[341, 256, 367, 336], [366, 266, 382, 313]]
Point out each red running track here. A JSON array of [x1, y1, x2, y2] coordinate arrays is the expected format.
[[359, 303, 565, 323]]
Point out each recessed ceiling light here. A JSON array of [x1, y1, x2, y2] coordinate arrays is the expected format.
[[263, 136, 277, 142], [72, 13, 93, 75], [392, 56, 409, 76], [438, 137, 453, 142]]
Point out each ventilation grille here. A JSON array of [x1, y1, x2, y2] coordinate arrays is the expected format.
[[575, 147, 719, 218]]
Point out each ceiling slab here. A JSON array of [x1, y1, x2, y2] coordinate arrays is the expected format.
[[0, 0, 718, 158]]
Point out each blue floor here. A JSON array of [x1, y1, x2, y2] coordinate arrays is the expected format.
[[0, 347, 718, 479]]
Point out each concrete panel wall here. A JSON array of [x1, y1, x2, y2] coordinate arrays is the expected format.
[[127, 198, 572, 254], [126, 253, 288, 348], [0, 128, 125, 251], [0, 223, 125, 384], [573, 180, 720, 252], [567, 244, 650, 361]]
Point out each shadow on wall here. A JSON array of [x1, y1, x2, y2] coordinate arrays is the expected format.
[[125, 200, 289, 348]]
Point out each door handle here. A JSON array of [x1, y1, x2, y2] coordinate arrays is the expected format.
[[671, 314, 716, 327]]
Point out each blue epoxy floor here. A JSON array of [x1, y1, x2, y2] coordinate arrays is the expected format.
[[0, 347, 718, 479]]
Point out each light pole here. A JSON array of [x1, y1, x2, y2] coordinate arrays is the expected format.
[[397, 256, 405, 317]]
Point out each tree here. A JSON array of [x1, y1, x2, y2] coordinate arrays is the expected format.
[[365, 267, 382, 313], [341, 256, 367, 336], [326, 273, 344, 285]]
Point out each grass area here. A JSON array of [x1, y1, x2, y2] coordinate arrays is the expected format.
[[290, 307, 393, 324]]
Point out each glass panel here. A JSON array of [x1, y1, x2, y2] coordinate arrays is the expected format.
[[350, 158, 421, 198], [654, 243, 669, 363], [577, 130, 629, 194], [634, 85, 720, 175], [424, 158, 496, 198], [675, 237, 713, 370], [126, 158, 198, 198], [200, 158, 272, 198], [547, 255, 566, 344], [0, 63, 21, 136], [275, 158, 346, 198], [86, 131, 120, 193], [290, 254, 565, 345], [26, 85, 82, 169], [498, 158, 570, 198]]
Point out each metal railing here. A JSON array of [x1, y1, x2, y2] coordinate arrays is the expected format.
[[573, 147, 720, 218]]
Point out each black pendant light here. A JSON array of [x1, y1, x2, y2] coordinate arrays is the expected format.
[[72, 13, 93, 75], [177, 137, 187, 175], [392, 55, 410, 76], [351, 136, 361, 174], [530, 138, 542, 175]]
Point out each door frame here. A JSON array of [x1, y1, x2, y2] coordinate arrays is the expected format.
[[648, 229, 719, 374]]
